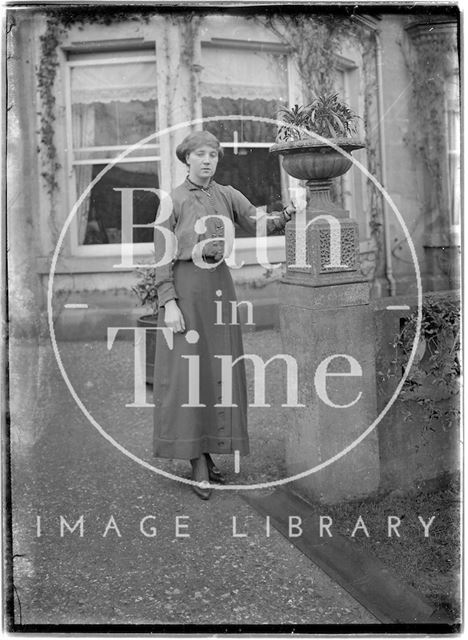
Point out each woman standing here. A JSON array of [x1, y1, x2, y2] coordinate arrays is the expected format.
[[153, 130, 294, 499]]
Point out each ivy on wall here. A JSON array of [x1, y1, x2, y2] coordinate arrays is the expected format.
[[255, 13, 384, 281], [164, 13, 204, 126], [36, 8, 151, 199], [36, 8, 203, 202], [400, 20, 458, 230], [178, 13, 204, 122], [254, 13, 367, 99], [361, 30, 384, 280], [37, 15, 67, 195]]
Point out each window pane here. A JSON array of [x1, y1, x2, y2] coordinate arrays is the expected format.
[[70, 58, 157, 155], [215, 148, 283, 238], [201, 47, 288, 102], [201, 45, 288, 238], [201, 46, 288, 143], [76, 162, 160, 245], [446, 73, 460, 227], [70, 59, 157, 105], [202, 96, 282, 143]]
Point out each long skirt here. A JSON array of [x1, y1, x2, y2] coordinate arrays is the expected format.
[[153, 259, 249, 459]]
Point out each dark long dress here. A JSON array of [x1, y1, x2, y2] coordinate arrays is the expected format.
[[152, 178, 287, 460], [153, 259, 248, 459]]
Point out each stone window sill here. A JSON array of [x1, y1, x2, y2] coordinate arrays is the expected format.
[[36, 237, 374, 274]]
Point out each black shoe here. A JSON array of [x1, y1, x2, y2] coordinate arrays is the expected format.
[[205, 454, 226, 484], [191, 475, 212, 500], [207, 466, 225, 484], [190, 458, 212, 500]]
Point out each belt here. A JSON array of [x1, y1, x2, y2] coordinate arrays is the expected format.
[[183, 256, 222, 265]]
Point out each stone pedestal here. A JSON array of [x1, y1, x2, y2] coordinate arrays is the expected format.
[[280, 280, 380, 504], [278, 176, 380, 504]]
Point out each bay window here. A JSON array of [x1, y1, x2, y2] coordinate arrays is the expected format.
[[63, 40, 369, 264]]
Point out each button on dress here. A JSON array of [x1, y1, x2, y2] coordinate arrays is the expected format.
[[152, 178, 288, 460]]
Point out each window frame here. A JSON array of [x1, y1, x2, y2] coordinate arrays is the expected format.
[[200, 39, 295, 265], [445, 67, 460, 239], [64, 48, 162, 257], [334, 56, 370, 240]]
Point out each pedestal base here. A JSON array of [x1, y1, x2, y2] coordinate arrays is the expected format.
[[279, 280, 380, 504]]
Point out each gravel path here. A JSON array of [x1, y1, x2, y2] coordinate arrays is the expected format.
[[10, 333, 377, 625]]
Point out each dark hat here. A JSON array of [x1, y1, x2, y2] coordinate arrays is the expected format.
[[176, 130, 224, 164]]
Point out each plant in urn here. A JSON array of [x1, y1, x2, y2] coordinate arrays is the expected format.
[[270, 94, 366, 286]]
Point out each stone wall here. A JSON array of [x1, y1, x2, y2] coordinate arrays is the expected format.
[[7, 13, 58, 459], [7, 12, 47, 340]]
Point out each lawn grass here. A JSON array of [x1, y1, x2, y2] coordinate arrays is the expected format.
[[309, 472, 461, 620]]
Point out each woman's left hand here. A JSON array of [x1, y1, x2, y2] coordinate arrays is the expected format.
[[203, 240, 225, 262]]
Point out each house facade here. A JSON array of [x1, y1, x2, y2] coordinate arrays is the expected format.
[[7, 6, 460, 339]]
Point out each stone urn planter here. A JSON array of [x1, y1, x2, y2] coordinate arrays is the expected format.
[[270, 136, 366, 286], [270, 137, 365, 216]]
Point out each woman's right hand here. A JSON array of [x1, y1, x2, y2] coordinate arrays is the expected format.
[[164, 299, 186, 333]]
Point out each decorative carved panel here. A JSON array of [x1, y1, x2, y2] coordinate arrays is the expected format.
[[319, 227, 357, 273], [286, 226, 310, 272], [286, 223, 359, 275]]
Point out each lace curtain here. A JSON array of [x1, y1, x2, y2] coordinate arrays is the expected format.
[[201, 46, 288, 142], [70, 59, 158, 243], [72, 105, 95, 244], [70, 60, 157, 105], [71, 61, 157, 148]]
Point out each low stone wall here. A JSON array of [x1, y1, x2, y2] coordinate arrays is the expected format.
[[372, 290, 460, 493], [53, 281, 281, 341]]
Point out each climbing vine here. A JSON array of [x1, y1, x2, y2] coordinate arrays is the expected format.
[[361, 29, 384, 280], [179, 12, 204, 116], [168, 13, 204, 124], [254, 13, 369, 99], [36, 7, 152, 199], [37, 15, 66, 196], [256, 12, 384, 282], [400, 22, 458, 223]]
